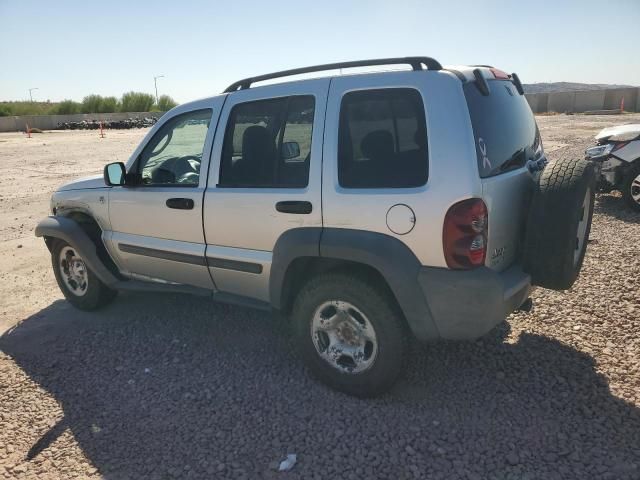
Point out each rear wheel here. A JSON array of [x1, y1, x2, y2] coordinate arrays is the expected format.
[[291, 273, 407, 397], [621, 161, 640, 212], [524, 158, 596, 290], [51, 239, 117, 311]]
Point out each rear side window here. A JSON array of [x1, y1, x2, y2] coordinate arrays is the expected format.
[[338, 88, 428, 188], [219, 95, 315, 188], [464, 81, 539, 178]]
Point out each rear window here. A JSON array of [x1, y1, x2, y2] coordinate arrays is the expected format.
[[338, 88, 428, 188], [464, 80, 539, 178]]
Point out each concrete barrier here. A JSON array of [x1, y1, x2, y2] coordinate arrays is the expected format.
[[536, 93, 549, 114], [547, 92, 576, 113], [525, 93, 548, 113], [525, 87, 640, 114], [603, 88, 638, 111], [524, 94, 538, 113], [574, 90, 606, 112], [0, 111, 164, 133]]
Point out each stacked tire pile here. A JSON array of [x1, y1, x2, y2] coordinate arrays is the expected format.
[[57, 117, 158, 130]]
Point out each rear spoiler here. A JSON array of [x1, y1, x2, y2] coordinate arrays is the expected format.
[[470, 67, 525, 96]]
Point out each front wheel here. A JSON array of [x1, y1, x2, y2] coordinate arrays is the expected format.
[[51, 239, 117, 311], [291, 272, 407, 397], [621, 162, 640, 212]]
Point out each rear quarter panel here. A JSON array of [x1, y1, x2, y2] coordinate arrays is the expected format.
[[322, 70, 482, 268], [481, 168, 534, 271]]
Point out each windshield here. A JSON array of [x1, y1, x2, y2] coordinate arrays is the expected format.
[[464, 80, 539, 178]]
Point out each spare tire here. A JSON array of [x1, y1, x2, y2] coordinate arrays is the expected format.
[[524, 157, 596, 290]]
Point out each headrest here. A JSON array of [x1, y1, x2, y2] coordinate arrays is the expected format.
[[242, 125, 271, 154], [361, 130, 394, 160]]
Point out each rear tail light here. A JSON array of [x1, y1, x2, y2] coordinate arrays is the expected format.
[[443, 198, 488, 269]]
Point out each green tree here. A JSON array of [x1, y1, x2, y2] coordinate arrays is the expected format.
[[0, 101, 54, 115], [81, 94, 103, 114], [0, 105, 12, 117], [54, 100, 81, 115], [120, 92, 155, 112], [100, 96, 119, 113], [156, 95, 178, 111]]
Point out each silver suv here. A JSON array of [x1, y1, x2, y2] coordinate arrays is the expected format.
[[36, 58, 596, 396]]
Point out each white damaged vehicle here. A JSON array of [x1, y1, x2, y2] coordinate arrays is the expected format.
[[585, 124, 640, 211]]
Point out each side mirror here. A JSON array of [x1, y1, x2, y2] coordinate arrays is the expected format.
[[104, 162, 126, 186], [281, 141, 301, 160]]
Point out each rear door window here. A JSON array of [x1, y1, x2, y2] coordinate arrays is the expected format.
[[464, 81, 539, 178], [338, 88, 428, 188], [219, 95, 315, 188]]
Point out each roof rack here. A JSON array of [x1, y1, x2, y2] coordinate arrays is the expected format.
[[223, 57, 442, 93]]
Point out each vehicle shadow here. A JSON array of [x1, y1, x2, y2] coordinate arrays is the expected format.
[[595, 192, 640, 223], [1, 294, 639, 479]]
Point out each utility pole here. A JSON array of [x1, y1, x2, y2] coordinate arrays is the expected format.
[[153, 75, 165, 104], [28, 87, 39, 102]]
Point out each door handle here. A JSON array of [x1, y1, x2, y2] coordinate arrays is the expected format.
[[166, 198, 194, 210], [275, 201, 312, 214]]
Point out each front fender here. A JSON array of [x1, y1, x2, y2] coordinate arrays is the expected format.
[[35, 216, 118, 287]]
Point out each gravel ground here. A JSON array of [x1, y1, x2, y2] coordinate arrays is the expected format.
[[1, 115, 639, 479]]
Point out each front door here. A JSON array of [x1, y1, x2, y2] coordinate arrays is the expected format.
[[203, 79, 329, 302], [105, 101, 222, 289]]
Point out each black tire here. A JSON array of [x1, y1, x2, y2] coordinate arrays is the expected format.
[[524, 158, 596, 290], [621, 161, 640, 212], [291, 272, 408, 398], [51, 239, 117, 311]]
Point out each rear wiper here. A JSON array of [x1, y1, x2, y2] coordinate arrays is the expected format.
[[499, 148, 526, 173]]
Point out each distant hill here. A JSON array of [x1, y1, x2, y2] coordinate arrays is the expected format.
[[523, 82, 635, 94]]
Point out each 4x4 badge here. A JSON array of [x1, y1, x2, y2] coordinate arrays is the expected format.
[[478, 137, 491, 170]]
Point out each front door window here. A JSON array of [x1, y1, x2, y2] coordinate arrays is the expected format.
[[136, 109, 212, 186]]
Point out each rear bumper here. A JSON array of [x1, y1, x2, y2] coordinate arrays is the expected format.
[[418, 265, 531, 341]]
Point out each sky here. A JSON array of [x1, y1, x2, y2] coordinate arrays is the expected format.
[[1, 0, 639, 103]]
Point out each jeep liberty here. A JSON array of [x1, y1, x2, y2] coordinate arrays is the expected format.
[[36, 58, 596, 396]]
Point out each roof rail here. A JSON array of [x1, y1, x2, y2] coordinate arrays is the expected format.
[[223, 57, 443, 93]]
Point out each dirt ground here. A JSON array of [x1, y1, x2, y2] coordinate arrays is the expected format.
[[0, 129, 145, 333], [1, 115, 639, 479]]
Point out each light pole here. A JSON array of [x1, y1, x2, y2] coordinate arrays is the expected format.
[[153, 75, 164, 104], [28, 87, 39, 102]]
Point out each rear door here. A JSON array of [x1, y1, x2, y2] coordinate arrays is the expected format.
[[203, 79, 329, 302], [463, 75, 543, 271]]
